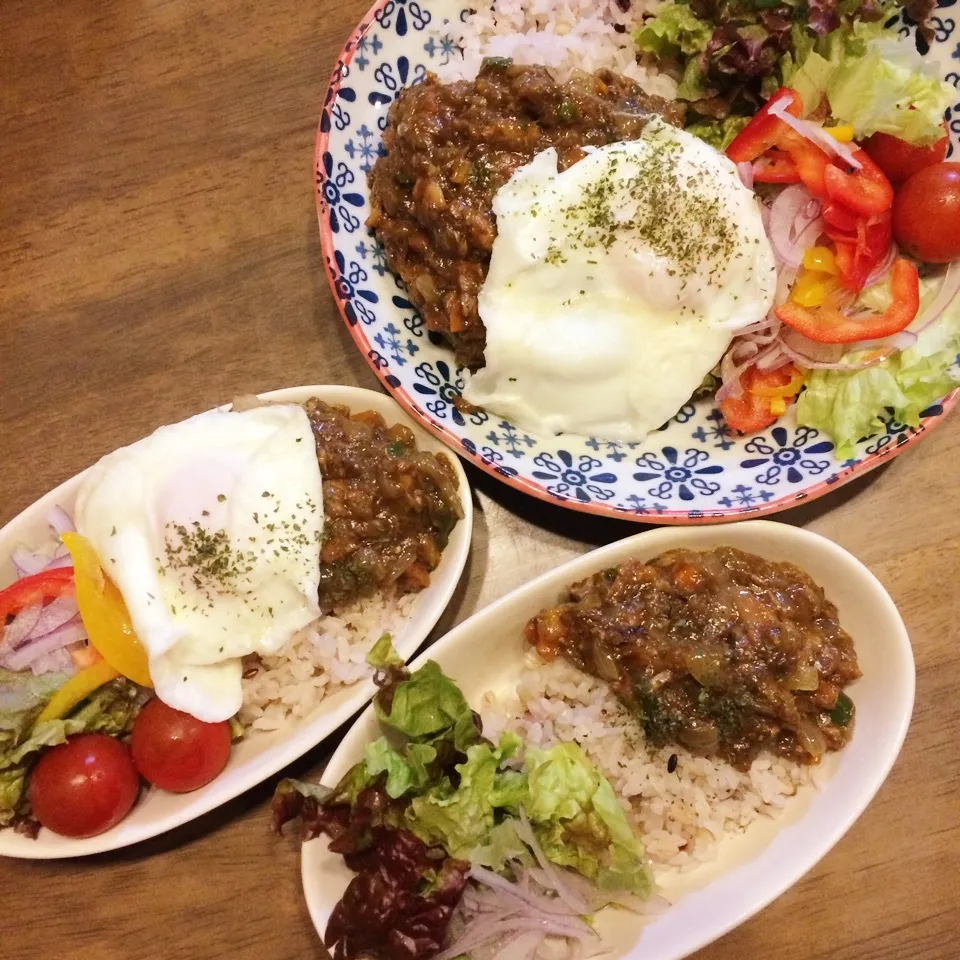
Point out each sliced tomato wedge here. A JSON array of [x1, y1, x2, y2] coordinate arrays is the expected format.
[[823, 148, 894, 216], [720, 364, 802, 435], [752, 150, 800, 183], [776, 258, 920, 344], [726, 88, 803, 164], [0, 567, 74, 623]]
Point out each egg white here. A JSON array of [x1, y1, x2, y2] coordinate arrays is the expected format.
[[462, 120, 777, 441], [74, 404, 323, 722]]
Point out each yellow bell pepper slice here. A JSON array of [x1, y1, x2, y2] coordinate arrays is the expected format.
[[769, 397, 788, 416], [37, 659, 121, 723], [802, 246, 839, 275], [61, 532, 153, 688], [791, 268, 839, 308], [826, 124, 855, 143], [753, 371, 807, 399]]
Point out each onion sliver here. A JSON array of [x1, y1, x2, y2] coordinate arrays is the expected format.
[[769, 186, 823, 268], [47, 506, 76, 537], [768, 98, 863, 170], [1, 617, 87, 672]]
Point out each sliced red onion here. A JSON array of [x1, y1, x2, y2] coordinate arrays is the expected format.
[[717, 341, 786, 401], [11, 547, 49, 578], [737, 162, 755, 190], [0, 605, 42, 658], [469, 866, 581, 918], [516, 809, 589, 914], [768, 186, 824, 268], [768, 98, 863, 170], [911, 261, 960, 334], [780, 329, 889, 371], [433, 917, 596, 960], [26, 593, 80, 641], [755, 343, 792, 372], [1, 617, 87, 672], [29, 648, 76, 676], [864, 244, 898, 289], [736, 317, 782, 343], [47, 506, 76, 537]]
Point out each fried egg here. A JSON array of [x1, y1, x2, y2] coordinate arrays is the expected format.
[[462, 120, 777, 440], [74, 405, 323, 723]]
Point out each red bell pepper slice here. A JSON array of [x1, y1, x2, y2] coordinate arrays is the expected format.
[[783, 136, 832, 198], [776, 258, 920, 344], [752, 150, 800, 183], [823, 148, 894, 216], [0, 567, 74, 623], [821, 199, 859, 234], [726, 88, 803, 164], [830, 213, 892, 292], [720, 364, 801, 435]]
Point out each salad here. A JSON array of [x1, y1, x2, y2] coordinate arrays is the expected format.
[[273, 637, 657, 960], [0, 513, 235, 839], [637, 2, 960, 454]]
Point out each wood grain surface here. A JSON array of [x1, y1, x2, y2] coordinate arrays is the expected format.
[[1, 0, 958, 957]]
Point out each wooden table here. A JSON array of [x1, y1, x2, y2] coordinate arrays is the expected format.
[[2, 0, 958, 956]]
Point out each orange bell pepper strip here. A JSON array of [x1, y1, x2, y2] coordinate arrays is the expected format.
[[60, 532, 153, 688], [776, 259, 920, 344]]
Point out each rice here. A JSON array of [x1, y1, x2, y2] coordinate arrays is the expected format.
[[436, 0, 678, 100], [482, 653, 823, 873], [238, 589, 417, 733]]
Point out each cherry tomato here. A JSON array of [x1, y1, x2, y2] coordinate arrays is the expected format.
[[892, 162, 960, 263], [131, 699, 231, 793], [862, 127, 949, 185], [29, 734, 139, 838]]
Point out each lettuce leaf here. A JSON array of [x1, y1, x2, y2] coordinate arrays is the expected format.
[[782, 21, 953, 141], [376, 660, 480, 752], [796, 276, 960, 459], [0, 678, 142, 828], [0, 667, 71, 740], [364, 738, 437, 799], [634, 5, 712, 59], [524, 743, 653, 896], [366, 633, 403, 668], [686, 116, 751, 152], [828, 32, 954, 143], [405, 733, 523, 858]]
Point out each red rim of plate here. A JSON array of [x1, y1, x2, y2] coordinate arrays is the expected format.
[[315, 0, 960, 524]]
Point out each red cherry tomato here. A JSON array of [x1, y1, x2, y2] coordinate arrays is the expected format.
[[29, 734, 139, 838], [862, 127, 949, 185], [892, 162, 960, 263], [131, 699, 231, 793]]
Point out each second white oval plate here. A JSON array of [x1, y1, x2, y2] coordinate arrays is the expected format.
[[0, 385, 472, 859], [302, 519, 913, 960]]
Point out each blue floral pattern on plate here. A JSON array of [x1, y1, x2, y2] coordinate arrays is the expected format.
[[316, 0, 960, 523]]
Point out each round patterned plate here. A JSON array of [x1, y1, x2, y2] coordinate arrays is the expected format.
[[316, 0, 960, 523]]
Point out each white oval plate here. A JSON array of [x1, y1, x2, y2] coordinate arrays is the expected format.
[[302, 519, 913, 960], [0, 385, 472, 859]]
